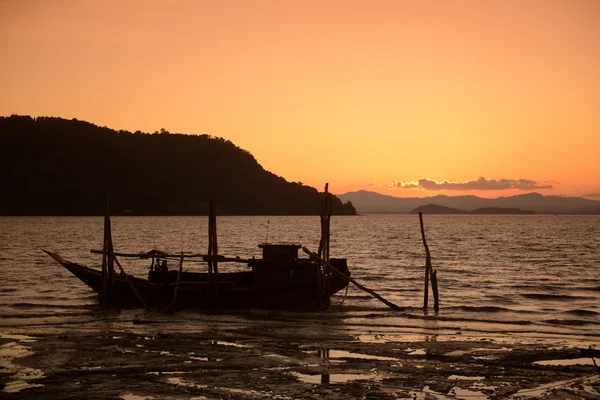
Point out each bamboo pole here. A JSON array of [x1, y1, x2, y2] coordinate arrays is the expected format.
[[432, 269, 439, 312], [101, 195, 116, 304], [418, 212, 439, 312], [166, 253, 184, 313], [207, 202, 213, 306], [207, 199, 219, 305], [317, 184, 331, 306], [212, 201, 219, 301], [303, 247, 404, 311], [418, 212, 430, 311], [90, 250, 251, 263]]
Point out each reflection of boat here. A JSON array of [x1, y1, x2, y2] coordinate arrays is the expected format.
[[43, 244, 350, 310]]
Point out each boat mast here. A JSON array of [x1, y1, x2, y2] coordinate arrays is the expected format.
[[101, 195, 116, 304], [317, 184, 332, 306], [207, 199, 219, 305]]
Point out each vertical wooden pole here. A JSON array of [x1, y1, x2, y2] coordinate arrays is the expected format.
[[207, 199, 219, 306], [419, 212, 439, 313], [432, 270, 439, 313], [419, 212, 430, 312], [102, 195, 115, 304], [211, 200, 219, 302], [207, 200, 213, 306], [317, 184, 331, 307]]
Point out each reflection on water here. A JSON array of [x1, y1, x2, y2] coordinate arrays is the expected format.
[[292, 371, 380, 385], [533, 357, 594, 366], [0, 215, 599, 343], [304, 348, 398, 361], [0, 336, 45, 394]]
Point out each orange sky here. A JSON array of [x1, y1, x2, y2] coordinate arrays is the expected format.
[[2, 0, 599, 199]]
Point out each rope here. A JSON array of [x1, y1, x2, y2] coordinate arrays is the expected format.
[[337, 283, 349, 305]]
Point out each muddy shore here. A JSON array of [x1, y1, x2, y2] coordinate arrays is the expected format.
[[1, 317, 599, 400]]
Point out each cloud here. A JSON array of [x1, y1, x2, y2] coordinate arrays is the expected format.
[[389, 177, 553, 191], [583, 193, 600, 198]]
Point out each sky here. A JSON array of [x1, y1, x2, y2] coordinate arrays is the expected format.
[[2, 0, 599, 199]]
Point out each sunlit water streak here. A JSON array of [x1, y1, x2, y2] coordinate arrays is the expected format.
[[1, 215, 598, 343]]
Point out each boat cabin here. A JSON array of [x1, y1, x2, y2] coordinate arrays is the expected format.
[[258, 243, 301, 262]]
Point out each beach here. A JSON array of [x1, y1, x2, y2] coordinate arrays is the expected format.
[[2, 308, 599, 400]]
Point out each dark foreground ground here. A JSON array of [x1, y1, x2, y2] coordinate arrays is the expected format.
[[1, 321, 599, 400]]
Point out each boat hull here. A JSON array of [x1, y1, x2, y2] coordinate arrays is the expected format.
[[45, 251, 349, 310]]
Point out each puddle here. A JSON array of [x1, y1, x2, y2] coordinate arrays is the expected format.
[[264, 366, 291, 371], [165, 377, 208, 390], [188, 352, 223, 362], [533, 358, 595, 366], [449, 386, 488, 399], [265, 353, 288, 359], [445, 347, 511, 357], [213, 386, 280, 397], [147, 371, 184, 375], [80, 366, 104, 371], [0, 341, 45, 393], [473, 355, 499, 361], [414, 385, 452, 399], [414, 385, 489, 400], [509, 376, 600, 399], [3, 379, 45, 394], [512, 379, 568, 398], [448, 375, 485, 381], [0, 334, 37, 343], [166, 377, 278, 398], [358, 334, 388, 343], [292, 371, 380, 384], [121, 394, 155, 400], [304, 348, 397, 361], [210, 340, 251, 348]]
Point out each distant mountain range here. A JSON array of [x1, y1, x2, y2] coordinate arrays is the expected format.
[[338, 190, 600, 214], [410, 204, 535, 215]]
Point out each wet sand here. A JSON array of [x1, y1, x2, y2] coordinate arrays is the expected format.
[[1, 319, 599, 400]]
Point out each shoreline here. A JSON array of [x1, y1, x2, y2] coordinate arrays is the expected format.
[[2, 321, 599, 399]]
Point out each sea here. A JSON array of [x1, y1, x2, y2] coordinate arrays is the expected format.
[[1, 214, 599, 345]]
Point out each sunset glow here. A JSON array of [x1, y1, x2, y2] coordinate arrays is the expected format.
[[2, 0, 599, 198]]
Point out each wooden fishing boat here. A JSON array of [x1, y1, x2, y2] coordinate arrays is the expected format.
[[43, 244, 350, 310], [41, 188, 402, 312]]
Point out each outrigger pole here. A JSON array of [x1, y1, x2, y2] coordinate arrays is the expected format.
[[303, 247, 404, 312]]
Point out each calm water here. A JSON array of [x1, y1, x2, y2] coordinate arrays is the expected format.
[[1, 215, 599, 344]]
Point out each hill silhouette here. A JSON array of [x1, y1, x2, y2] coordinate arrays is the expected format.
[[410, 204, 535, 214], [1, 115, 356, 216], [410, 204, 467, 214]]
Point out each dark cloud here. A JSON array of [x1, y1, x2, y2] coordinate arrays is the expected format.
[[390, 177, 553, 191], [583, 193, 600, 198]]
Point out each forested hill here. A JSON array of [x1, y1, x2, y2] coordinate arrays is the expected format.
[[1, 115, 356, 216]]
